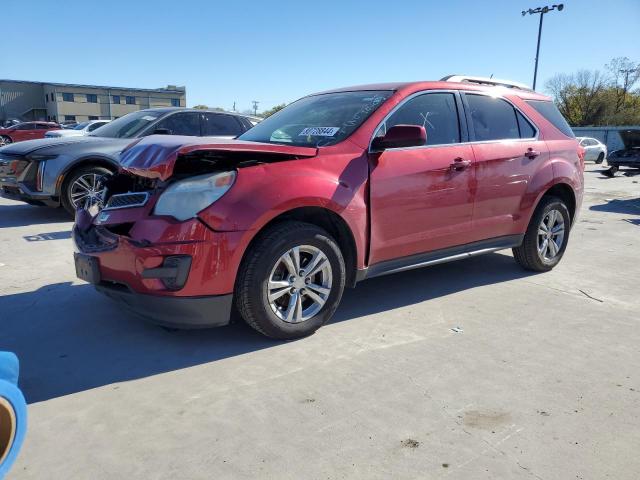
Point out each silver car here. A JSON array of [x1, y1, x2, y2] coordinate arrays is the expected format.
[[45, 120, 111, 138], [0, 108, 255, 215], [577, 136, 607, 163]]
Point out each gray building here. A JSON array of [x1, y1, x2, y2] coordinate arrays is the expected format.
[[0, 79, 186, 123]]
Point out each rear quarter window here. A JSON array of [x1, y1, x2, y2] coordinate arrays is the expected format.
[[525, 100, 574, 138]]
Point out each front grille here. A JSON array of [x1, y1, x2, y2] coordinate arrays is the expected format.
[[103, 192, 150, 211]]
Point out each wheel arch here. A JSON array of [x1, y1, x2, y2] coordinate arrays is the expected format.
[[238, 206, 359, 288], [55, 156, 119, 196], [536, 182, 577, 225]]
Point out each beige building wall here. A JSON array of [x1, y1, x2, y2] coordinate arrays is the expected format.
[[3, 80, 186, 123]]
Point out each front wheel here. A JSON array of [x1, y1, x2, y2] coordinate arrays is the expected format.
[[0, 136, 12, 146], [596, 152, 604, 164], [61, 166, 113, 216], [235, 221, 346, 339], [513, 196, 571, 272]]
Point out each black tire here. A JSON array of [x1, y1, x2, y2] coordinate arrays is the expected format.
[[512, 196, 571, 272], [0, 135, 12, 146], [596, 152, 604, 164], [60, 165, 113, 216], [235, 221, 346, 339]]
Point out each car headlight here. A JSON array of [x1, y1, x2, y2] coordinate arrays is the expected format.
[[154, 171, 236, 221]]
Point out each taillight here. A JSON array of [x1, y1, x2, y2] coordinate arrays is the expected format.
[[577, 145, 586, 170]]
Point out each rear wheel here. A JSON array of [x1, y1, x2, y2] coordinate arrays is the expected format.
[[235, 221, 346, 339], [61, 166, 113, 216], [513, 196, 571, 272], [0, 136, 11, 146], [596, 152, 604, 164]]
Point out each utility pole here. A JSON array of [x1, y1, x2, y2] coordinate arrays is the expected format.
[[619, 67, 639, 104], [522, 4, 564, 90], [232, 101, 236, 112], [252, 100, 259, 116]]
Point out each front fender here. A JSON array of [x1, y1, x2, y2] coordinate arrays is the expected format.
[[198, 154, 369, 269]]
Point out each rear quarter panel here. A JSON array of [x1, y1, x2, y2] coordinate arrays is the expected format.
[[511, 97, 583, 227]]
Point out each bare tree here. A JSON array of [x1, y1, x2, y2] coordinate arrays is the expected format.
[[545, 70, 607, 126], [606, 57, 640, 113]]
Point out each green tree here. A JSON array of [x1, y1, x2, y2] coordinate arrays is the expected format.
[[260, 103, 287, 118], [545, 57, 640, 126]]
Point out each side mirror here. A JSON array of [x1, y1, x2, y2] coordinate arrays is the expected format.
[[371, 125, 426, 150], [153, 128, 172, 135]]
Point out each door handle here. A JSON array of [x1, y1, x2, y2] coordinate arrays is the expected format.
[[450, 157, 471, 171], [525, 148, 540, 159]]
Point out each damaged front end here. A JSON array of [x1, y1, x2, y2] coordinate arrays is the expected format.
[[71, 136, 317, 328]]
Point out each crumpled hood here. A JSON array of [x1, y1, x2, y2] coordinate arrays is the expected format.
[[119, 135, 318, 180], [0, 135, 130, 156]]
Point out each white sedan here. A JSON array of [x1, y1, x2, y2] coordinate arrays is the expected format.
[[45, 120, 110, 138], [577, 137, 607, 164]]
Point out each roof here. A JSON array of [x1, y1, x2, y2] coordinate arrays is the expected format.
[[313, 80, 549, 100], [135, 107, 254, 118], [0, 79, 186, 94]]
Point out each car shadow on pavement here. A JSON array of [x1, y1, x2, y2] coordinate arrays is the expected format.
[[0, 203, 71, 228], [589, 197, 640, 215], [0, 253, 534, 404]]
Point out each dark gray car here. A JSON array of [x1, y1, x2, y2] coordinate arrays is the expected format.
[[0, 108, 254, 214]]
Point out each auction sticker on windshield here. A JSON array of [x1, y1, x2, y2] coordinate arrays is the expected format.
[[299, 127, 340, 137]]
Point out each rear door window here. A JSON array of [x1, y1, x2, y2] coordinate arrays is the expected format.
[[202, 113, 243, 136], [516, 111, 536, 138], [525, 100, 575, 138], [465, 94, 520, 141], [377, 92, 461, 145]]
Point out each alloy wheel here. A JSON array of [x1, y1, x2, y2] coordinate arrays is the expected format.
[[537, 209, 565, 262], [266, 245, 333, 323], [0, 136, 11, 146], [70, 173, 106, 210]]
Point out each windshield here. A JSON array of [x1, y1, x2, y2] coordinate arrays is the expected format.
[[73, 121, 90, 130], [89, 110, 161, 138], [238, 90, 393, 147]]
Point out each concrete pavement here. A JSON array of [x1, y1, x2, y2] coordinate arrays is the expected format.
[[1, 164, 638, 479]]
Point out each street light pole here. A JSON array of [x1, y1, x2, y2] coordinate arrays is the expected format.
[[522, 4, 564, 90]]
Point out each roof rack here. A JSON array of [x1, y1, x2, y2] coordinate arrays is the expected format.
[[440, 75, 532, 91]]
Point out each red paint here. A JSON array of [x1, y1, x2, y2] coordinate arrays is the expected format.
[[0, 122, 60, 143], [77, 81, 583, 303]]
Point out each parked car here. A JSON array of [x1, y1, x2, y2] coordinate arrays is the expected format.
[[0, 122, 60, 146], [605, 129, 640, 175], [45, 120, 111, 138], [61, 121, 78, 129], [1, 119, 21, 129], [0, 108, 255, 215], [577, 136, 607, 163], [72, 76, 583, 339]]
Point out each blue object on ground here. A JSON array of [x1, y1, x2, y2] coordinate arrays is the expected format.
[[0, 352, 27, 479]]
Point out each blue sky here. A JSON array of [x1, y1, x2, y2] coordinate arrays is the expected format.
[[2, 0, 639, 112]]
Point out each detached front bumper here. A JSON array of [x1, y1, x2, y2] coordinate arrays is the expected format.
[[95, 283, 233, 329], [73, 213, 248, 329]]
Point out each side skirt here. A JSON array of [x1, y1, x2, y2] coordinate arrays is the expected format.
[[356, 234, 524, 282]]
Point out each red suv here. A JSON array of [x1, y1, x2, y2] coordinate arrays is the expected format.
[[73, 77, 583, 339], [0, 122, 61, 145]]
